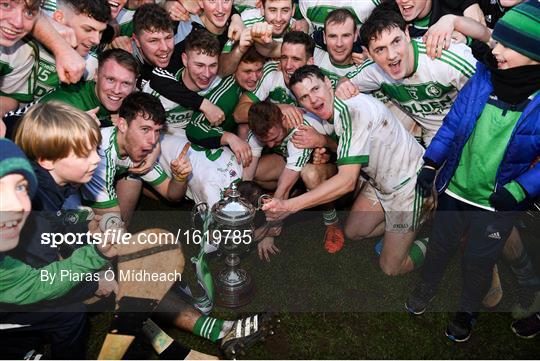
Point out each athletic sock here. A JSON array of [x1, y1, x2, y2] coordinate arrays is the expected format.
[[409, 237, 429, 268], [511, 250, 540, 289], [323, 209, 338, 226], [193, 316, 225, 342]]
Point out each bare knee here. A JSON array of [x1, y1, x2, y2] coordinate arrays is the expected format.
[[379, 257, 402, 276], [344, 222, 368, 241], [301, 166, 323, 189]]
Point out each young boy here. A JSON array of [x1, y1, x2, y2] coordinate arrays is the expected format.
[[0, 138, 116, 359], [405, 0, 540, 342]]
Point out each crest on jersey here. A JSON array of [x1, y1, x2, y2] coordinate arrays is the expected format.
[[426, 83, 442, 98]]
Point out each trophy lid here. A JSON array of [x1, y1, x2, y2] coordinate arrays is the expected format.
[[211, 183, 256, 226]]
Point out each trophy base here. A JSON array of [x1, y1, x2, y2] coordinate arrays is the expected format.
[[215, 270, 254, 308]]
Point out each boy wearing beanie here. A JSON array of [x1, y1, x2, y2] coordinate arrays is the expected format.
[[405, 0, 540, 342]]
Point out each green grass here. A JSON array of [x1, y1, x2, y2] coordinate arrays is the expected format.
[[86, 197, 539, 359]]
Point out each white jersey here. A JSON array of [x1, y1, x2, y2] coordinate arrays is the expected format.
[[81, 127, 168, 209], [234, 0, 258, 12], [298, 0, 380, 33], [246, 61, 296, 105], [143, 67, 221, 136], [248, 113, 328, 172], [347, 40, 477, 144], [0, 39, 37, 104], [313, 47, 359, 81], [158, 134, 242, 207], [332, 95, 424, 194]]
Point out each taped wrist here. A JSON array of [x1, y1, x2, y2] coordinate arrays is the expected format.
[[110, 296, 159, 335]]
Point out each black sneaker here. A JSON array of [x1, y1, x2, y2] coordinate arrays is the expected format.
[[445, 312, 478, 343], [511, 313, 540, 339], [220, 312, 276, 359], [405, 282, 436, 315]]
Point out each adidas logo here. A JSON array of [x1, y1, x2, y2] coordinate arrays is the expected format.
[[488, 232, 501, 240]]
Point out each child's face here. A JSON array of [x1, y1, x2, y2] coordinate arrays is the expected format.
[[0, 173, 31, 252], [48, 147, 101, 186], [492, 42, 540, 69]]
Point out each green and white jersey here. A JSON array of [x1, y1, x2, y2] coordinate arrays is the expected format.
[[33, 44, 98, 100], [246, 61, 296, 105], [332, 94, 424, 194], [186, 75, 244, 146], [42, 0, 56, 16], [248, 113, 329, 172], [143, 67, 221, 136], [39, 80, 112, 127], [298, 0, 380, 33], [117, 6, 136, 37], [0, 39, 38, 104], [313, 47, 358, 82], [347, 40, 477, 145], [235, 0, 258, 13], [81, 127, 168, 209], [159, 133, 242, 207]]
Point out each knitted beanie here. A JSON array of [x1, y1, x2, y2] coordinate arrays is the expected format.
[[492, 1, 540, 62], [0, 138, 37, 197]]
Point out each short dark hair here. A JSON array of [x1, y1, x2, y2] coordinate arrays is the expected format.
[[185, 29, 221, 57], [240, 46, 267, 65], [119, 92, 166, 126], [25, 0, 42, 11], [324, 8, 357, 32], [248, 101, 283, 137], [289, 64, 325, 90], [360, 2, 407, 48], [98, 48, 140, 78], [57, 0, 111, 23], [133, 3, 174, 36], [283, 31, 315, 58]]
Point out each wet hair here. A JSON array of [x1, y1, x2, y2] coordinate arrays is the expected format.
[[15, 102, 101, 161], [119, 92, 166, 126], [133, 3, 174, 35], [248, 100, 283, 138], [289, 64, 325, 89], [98, 48, 140, 78], [324, 8, 357, 32], [283, 31, 315, 58], [360, 2, 407, 48], [185, 28, 221, 58], [57, 0, 111, 23]]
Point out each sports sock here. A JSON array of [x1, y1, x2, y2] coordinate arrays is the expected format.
[[409, 237, 429, 268], [193, 316, 224, 342], [511, 250, 540, 289], [323, 209, 338, 226]]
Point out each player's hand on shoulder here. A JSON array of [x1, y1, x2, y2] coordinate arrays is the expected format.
[[335, 79, 359, 100]]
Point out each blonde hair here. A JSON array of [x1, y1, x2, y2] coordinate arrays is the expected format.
[[15, 102, 102, 161]]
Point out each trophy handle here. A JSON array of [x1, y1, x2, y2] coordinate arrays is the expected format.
[[257, 194, 273, 210], [192, 202, 209, 228]]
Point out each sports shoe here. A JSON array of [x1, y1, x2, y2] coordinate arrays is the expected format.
[[511, 288, 540, 320], [445, 312, 478, 343], [482, 264, 503, 308], [511, 313, 540, 339], [374, 239, 383, 256], [220, 312, 275, 359], [324, 224, 345, 253], [405, 282, 436, 315]]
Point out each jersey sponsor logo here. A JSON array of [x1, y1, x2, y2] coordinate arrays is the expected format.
[[401, 95, 453, 117], [167, 109, 193, 125], [269, 87, 295, 105]]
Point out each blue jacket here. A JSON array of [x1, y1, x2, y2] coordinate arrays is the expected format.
[[425, 62, 540, 200]]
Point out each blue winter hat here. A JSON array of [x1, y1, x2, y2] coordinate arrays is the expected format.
[[0, 138, 37, 197]]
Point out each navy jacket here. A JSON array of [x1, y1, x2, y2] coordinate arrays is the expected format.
[[425, 62, 540, 201]]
